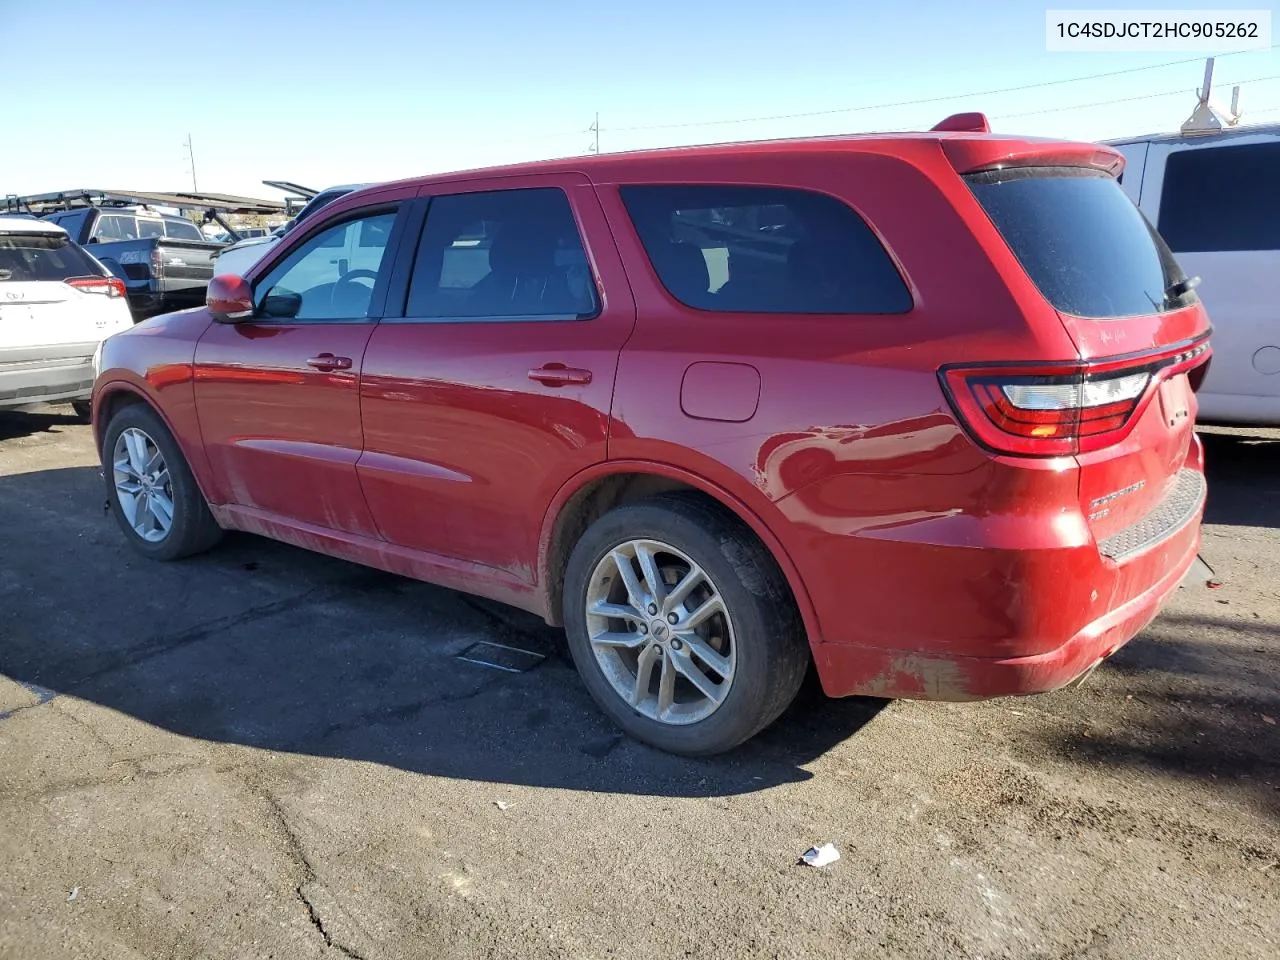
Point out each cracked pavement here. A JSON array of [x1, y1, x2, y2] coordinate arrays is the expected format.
[[0, 408, 1277, 960]]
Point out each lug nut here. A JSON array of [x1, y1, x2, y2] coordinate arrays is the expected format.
[[639, 624, 648, 634], [648, 603, 658, 615], [670, 638, 683, 651], [667, 613, 678, 624]]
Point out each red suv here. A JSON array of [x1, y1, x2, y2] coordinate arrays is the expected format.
[[92, 115, 1212, 755]]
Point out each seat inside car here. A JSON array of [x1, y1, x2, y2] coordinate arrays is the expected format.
[[467, 220, 582, 317]]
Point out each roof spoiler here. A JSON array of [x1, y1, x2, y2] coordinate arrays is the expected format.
[[931, 112, 991, 134]]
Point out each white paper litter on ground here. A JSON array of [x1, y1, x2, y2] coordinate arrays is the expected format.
[[494, 800, 510, 811], [801, 843, 840, 868]]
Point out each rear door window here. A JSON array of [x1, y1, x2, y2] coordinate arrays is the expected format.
[[1157, 141, 1280, 252], [0, 232, 103, 282], [137, 219, 165, 239], [966, 166, 1194, 319], [620, 185, 912, 314], [403, 187, 598, 321]]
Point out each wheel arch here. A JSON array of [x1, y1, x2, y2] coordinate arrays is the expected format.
[[537, 460, 819, 645], [94, 379, 219, 505]]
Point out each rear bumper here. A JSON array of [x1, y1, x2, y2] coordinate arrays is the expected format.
[[806, 462, 1207, 702], [0, 343, 97, 409]]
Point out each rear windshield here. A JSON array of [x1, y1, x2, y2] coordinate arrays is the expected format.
[[165, 218, 204, 241], [966, 167, 1195, 319], [0, 233, 103, 282]]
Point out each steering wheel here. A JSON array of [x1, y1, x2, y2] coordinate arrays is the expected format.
[[336, 269, 379, 287], [328, 269, 380, 314]]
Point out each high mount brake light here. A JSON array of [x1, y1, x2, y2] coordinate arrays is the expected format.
[[941, 340, 1210, 457], [66, 276, 126, 298]]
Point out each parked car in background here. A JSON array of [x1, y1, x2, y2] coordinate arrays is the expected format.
[[213, 184, 370, 277], [42, 207, 224, 320], [1108, 122, 1280, 425], [1, 218, 132, 420], [92, 117, 1212, 755]]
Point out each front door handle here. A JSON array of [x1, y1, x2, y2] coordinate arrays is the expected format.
[[528, 364, 592, 387], [306, 353, 353, 372]]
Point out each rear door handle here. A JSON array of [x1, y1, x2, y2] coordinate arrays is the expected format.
[[528, 364, 592, 387], [306, 353, 353, 371]]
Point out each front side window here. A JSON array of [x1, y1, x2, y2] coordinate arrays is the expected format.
[[404, 187, 598, 321], [1158, 141, 1280, 253], [253, 209, 397, 321], [620, 184, 912, 314]]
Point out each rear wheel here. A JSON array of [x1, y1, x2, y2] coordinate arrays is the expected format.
[[562, 494, 809, 756], [101, 404, 223, 561]]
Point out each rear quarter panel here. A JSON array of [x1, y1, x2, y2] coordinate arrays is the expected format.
[[595, 145, 1086, 647]]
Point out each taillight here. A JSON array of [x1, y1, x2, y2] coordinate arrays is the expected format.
[[66, 276, 127, 299], [941, 339, 1210, 457], [151, 247, 165, 279]]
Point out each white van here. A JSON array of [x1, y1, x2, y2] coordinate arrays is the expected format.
[[1107, 124, 1280, 425], [0, 217, 134, 419]]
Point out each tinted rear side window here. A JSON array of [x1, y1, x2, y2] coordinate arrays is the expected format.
[[0, 233, 103, 282], [620, 185, 911, 314], [1158, 141, 1280, 252], [967, 167, 1193, 319]]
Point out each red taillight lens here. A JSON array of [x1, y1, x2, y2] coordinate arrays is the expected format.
[[66, 276, 127, 298], [941, 339, 1210, 457]]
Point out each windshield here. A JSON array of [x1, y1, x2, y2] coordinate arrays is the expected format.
[[965, 166, 1195, 319]]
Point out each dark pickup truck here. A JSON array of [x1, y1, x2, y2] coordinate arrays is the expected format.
[[2, 188, 289, 322], [41, 208, 222, 320]]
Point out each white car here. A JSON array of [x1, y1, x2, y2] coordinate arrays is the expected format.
[[213, 183, 370, 278], [1107, 123, 1280, 425], [0, 217, 134, 420]]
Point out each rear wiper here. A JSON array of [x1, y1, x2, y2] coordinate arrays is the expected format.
[[1166, 275, 1201, 301]]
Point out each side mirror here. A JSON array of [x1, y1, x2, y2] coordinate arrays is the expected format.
[[260, 288, 303, 319], [207, 274, 254, 322]]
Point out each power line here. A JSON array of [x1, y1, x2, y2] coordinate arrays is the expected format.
[[994, 73, 1280, 120], [598, 46, 1280, 135]]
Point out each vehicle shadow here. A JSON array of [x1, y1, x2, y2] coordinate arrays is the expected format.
[[0, 407, 83, 441], [1027, 613, 1280, 813], [1198, 426, 1280, 529], [0, 465, 887, 798]]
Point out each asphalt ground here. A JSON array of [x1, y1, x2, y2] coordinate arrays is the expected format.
[[1, 409, 1276, 960]]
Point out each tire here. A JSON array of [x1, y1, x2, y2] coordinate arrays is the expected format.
[[562, 493, 809, 756], [101, 403, 223, 561], [71, 400, 92, 423]]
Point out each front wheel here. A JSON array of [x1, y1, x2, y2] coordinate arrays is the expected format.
[[562, 494, 809, 756], [100, 403, 223, 561]]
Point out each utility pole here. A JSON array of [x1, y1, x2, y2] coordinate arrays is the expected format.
[[588, 112, 599, 155], [184, 133, 198, 191]]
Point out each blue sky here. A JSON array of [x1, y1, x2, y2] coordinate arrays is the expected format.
[[1, 0, 1277, 200]]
